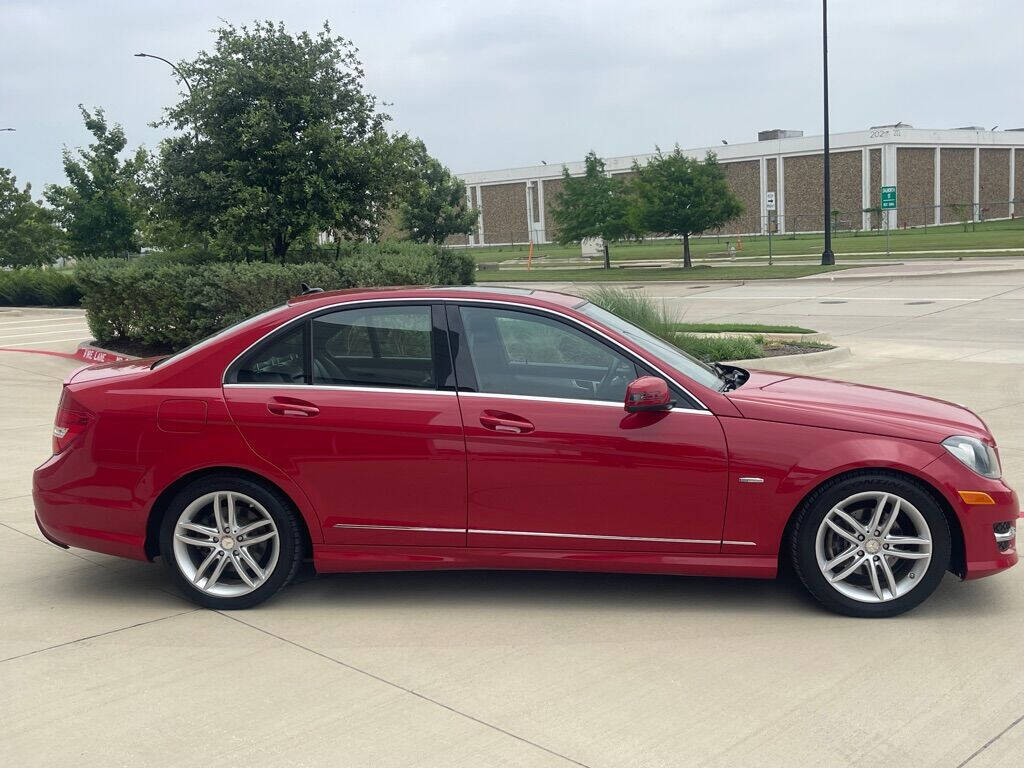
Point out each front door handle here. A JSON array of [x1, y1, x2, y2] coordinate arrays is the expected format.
[[267, 398, 320, 417], [480, 411, 534, 434]]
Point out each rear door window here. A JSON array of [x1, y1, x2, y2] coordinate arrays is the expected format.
[[311, 305, 436, 389]]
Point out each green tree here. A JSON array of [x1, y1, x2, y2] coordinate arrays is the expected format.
[[0, 169, 64, 268], [632, 148, 742, 268], [551, 151, 636, 269], [397, 139, 477, 244], [157, 21, 403, 260], [44, 107, 150, 258]]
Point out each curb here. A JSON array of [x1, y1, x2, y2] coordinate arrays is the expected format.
[[799, 264, 1024, 281], [726, 345, 852, 373], [684, 330, 830, 343]]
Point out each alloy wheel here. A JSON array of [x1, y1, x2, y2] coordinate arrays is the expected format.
[[171, 491, 280, 598], [814, 491, 932, 603]]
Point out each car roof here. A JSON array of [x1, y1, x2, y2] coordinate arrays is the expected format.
[[286, 285, 586, 310]]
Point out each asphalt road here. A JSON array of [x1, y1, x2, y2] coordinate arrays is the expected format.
[[2, 270, 1023, 767]]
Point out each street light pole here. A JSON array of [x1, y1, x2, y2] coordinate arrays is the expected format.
[[134, 53, 198, 141], [134, 52, 194, 98], [820, 0, 835, 266]]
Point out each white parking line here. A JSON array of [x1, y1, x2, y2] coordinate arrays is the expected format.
[[0, 336, 91, 348], [0, 316, 87, 326], [0, 321, 90, 332], [664, 295, 968, 301], [0, 327, 91, 341]]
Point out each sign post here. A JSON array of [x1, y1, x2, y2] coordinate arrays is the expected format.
[[881, 185, 896, 259], [765, 191, 776, 266]]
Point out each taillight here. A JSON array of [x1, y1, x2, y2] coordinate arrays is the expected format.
[[52, 390, 92, 454]]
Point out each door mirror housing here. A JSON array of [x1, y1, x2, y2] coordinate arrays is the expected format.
[[624, 376, 674, 413]]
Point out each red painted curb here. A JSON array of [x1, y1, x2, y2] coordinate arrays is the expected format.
[[0, 342, 136, 364], [74, 343, 135, 363]]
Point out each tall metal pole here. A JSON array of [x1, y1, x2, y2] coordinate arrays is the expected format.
[[820, 0, 835, 265], [134, 53, 198, 141]]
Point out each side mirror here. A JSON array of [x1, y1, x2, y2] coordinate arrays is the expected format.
[[624, 376, 674, 413]]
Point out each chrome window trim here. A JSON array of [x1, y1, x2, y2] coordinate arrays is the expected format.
[[457, 390, 713, 414], [221, 298, 441, 389], [224, 383, 457, 397], [218, 296, 712, 411], [450, 298, 709, 411]]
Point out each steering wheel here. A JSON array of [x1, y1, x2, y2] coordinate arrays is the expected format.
[[595, 357, 626, 398]]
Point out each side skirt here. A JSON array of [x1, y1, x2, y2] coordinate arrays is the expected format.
[[313, 545, 777, 579]]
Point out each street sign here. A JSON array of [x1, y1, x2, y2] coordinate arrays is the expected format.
[[881, 186, 897, 209], [765, 191, 776, 212]]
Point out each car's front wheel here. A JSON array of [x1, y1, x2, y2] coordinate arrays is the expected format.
[[790, 473, 951, 617], [159, 475, 302, 609]]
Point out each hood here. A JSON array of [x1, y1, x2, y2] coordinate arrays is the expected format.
[[68, 357, 162, 385], [727, 370, 991, 444]]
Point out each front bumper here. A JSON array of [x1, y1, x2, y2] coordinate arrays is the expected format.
[[924, 452, 1019, 580]]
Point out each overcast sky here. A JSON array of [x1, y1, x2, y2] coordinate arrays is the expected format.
[[2, 0, 1022, 192]]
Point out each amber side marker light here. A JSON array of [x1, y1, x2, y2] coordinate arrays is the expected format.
[[958, 491, 996, 505]]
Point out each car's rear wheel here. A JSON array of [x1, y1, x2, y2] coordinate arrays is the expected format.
[[790, 473, 951, 617], [159, 475, 302, 609]]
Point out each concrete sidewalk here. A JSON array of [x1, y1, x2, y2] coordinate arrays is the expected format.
[[2, 273, 1023, 767]]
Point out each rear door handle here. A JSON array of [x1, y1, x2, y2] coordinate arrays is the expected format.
[[267, 400, 319, 417], [480, 411, 534, 435]]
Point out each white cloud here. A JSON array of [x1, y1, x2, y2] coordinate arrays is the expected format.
[[1, 0, 1021, 189]]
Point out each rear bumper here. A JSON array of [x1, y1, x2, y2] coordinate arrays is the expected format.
[[33, 452, 149, 561]]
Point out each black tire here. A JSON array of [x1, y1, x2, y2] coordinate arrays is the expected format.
[[790, 472, 951, 618], [159, 474, 303, 609]]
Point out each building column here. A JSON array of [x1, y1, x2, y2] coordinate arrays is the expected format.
[[777, 156, 786, 233], [882, 143, 897, 229], [861, 148, 870, 231], [1011, 148, 1017, 219], [475, 186, 485, 245], [524, 181, 534, 243], [536, 179, 547, 243], [933, 148, 941, 226], [973, 147, 981, 221]]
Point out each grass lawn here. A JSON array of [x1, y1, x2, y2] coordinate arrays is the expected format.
[[671, 322, 817, 334], [467, 218, 1024, 265], [489, 264, 852, 282]]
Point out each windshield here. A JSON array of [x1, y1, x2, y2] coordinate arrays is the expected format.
[[152, 304, 287, 368], [578, 302, 725, 391]]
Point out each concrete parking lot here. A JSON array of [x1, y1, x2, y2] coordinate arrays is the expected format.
[[2, 268, 1023, 767]]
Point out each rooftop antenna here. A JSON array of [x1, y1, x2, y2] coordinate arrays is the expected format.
[[299, 282, 324, 295]]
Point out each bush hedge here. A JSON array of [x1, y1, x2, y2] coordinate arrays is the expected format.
[[0, 268, 82, 307], [76, 247, 475, 349]]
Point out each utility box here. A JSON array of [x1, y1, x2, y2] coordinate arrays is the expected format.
[[581, 237, 605, 260]]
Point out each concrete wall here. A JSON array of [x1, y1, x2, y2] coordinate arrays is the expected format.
[[783, 151, 861, 232], [940, 148, 975, 223], [980, 149, 1011, 219], [896, 148, 935, 227]]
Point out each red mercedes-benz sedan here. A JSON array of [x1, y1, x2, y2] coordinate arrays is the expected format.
[[33, 286, 1018, 616]]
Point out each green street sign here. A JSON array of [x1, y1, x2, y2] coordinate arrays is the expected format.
[[881, 186, 897, 209]]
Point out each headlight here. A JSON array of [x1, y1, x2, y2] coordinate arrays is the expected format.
[[942, 435, 1001, 479]]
